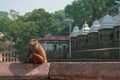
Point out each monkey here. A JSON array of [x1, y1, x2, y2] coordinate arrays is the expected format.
[[25, 39, 47, 64]]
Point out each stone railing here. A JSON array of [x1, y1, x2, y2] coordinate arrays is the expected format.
[[0, 62, 120, 80]]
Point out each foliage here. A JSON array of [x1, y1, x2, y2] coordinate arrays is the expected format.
[[23, 9, 62, 37], [0, 11, 8, 19], [64, 0, 117, 27], [52, 10, 69, 35], [0, 17, 19, 42]]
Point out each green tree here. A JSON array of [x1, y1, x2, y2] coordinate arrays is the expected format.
[[52, 10, 69, 35], [0, 17, 19, 54], [0, 17, 19, 42], [23, 9, 62, 36], [65, 0, 116, 27], [0, 11, 8, 19]]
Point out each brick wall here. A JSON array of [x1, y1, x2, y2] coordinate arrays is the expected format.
[[71, 47, 119, 59], [0, 62, 120, 80], [47, 47, 120, 62], [0, 63, 50, 80]]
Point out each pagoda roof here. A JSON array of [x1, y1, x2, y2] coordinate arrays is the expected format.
[[99, 14, 115, 29], [89, 20, 100, 33], [70, 26, 80, 37], [79, 22, 90, 35]]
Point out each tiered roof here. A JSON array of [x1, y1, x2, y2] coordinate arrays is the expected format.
[[79, 22, 90, 35], [89, 20, 100, 33], [70, 26, 80, 37], [99, 14, 115, 29]]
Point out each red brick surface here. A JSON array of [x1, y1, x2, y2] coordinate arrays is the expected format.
[[49, 62, 120, 80], [0, 63, 50, 80], [0, 62, 120, 80]]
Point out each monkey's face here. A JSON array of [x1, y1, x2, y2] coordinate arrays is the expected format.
[[29, 39, 39, 51]]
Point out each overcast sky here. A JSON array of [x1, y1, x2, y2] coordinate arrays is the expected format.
[[0, 0, 74, 15]]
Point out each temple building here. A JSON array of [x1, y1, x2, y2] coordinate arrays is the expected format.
[[88, 20, 100, 49], [98, 14, 115, 48], [70, 26, 80, 50], [41, 36, 69, 53], [71, 4, 120, 50], [78, 22, 90, 49], [40, 2, 120, 61]]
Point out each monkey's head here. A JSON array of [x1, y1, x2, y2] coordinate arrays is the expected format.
[[29, 39, 38, 45], [29, 39, 39, 51]]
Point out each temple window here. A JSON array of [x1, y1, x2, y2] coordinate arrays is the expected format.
[[116, 30, 119, 39], [110, 34, 113, 40], [89, 36, 91, 42], [63, 45, 66, 50], [54, 44, 57, 51], [9, 54, 10, 57], [9, 59, 10, 62], [86, 37, 88, 43], [100, 34, 102, 40], [11, 59, 13, 62]]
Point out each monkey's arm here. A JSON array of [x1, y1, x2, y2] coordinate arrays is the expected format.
[[38, 44, 47, 62]]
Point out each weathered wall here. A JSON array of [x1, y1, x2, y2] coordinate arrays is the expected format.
[[71, 47, 119, 59], [0, 62, 120, 80], [47, 47, 120, 62]]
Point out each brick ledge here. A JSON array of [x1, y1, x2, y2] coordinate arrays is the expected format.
[[0, 62, 120, 80]]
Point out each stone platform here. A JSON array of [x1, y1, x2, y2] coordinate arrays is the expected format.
[[0, 62, 120, 80]]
